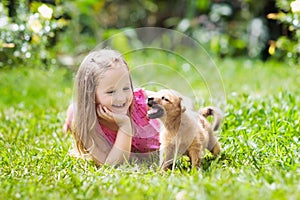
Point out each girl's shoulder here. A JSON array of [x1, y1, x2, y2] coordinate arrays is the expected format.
[[132, 89, 160, 140], [133, 88, 147, 102], [134, 88, 156, 98], [132, 88, 150, 127]]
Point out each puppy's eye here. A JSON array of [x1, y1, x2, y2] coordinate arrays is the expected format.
[[162, 96, 170, 102]]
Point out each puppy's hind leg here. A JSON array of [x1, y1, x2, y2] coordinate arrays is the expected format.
[[210, 141, 221, 156], [207, 131, 221, 156]]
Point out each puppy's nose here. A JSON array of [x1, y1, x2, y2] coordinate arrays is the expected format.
[[147, 97, 154, 107]]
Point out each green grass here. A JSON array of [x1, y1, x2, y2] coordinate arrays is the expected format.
[[0, 58, 299, 200]]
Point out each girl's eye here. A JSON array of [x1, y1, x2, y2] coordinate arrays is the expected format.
[[123, 87, 130, 91], [106, 90, 115, 94]]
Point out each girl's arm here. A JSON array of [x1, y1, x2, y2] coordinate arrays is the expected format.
[[105, 124, 132, 165], [97, 105, 133, 165]]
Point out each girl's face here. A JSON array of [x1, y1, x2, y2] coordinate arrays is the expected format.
[[95, 64, 133, 115]]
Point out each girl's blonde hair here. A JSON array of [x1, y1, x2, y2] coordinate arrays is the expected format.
[[71, 49, 134, 156]]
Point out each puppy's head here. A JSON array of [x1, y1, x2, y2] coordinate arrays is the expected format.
[[147, 90, 186, 119]]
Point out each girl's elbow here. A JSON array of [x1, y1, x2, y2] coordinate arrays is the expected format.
[[105, 152, 130, 166]]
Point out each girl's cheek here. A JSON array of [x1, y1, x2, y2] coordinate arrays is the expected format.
[[95, 94, 100, 104]]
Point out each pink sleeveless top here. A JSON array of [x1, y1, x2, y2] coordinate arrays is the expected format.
[[96, 89, 161, 153], [64, 89, 161, 153]]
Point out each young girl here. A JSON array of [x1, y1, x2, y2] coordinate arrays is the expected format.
[[63, 49, 160, 166]]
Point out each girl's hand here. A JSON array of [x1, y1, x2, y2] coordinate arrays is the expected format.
[[97, 105, 132, 134]]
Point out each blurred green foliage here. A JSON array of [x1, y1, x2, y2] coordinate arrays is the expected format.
[[0, 0, 299, 68], [269, 0, 300, 64], [0, 0, 69, 68]]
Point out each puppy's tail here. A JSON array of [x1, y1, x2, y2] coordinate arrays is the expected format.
[[200, 106, 223, 131]]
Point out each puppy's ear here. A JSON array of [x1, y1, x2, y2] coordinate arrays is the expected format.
[[179, 97, 186, 113], [181, 106, 186, 113]]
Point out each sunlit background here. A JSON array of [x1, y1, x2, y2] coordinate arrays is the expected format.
[[1, 0, 300, 69]]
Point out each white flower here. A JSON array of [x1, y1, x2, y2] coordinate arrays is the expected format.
[[28, 18, 42, 33], [38, 4, 53, 20], [291, 0, 300, 13], [0, 16, 8, 28]]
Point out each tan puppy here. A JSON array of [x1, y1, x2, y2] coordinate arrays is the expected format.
[[147, 89, 222, 170]]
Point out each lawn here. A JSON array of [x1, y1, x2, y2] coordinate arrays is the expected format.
[[0, 56, 299, 200]]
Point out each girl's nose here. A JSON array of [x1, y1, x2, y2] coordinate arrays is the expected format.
[[114, 91, 127, 102]]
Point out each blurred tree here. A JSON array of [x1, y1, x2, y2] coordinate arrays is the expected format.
[[266, 0, 300, 64], [1, 0, 299, 68], [0, 0, 68, 68]]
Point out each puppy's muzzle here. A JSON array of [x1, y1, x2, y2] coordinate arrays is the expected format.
[[147, 97, 165, 119]]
